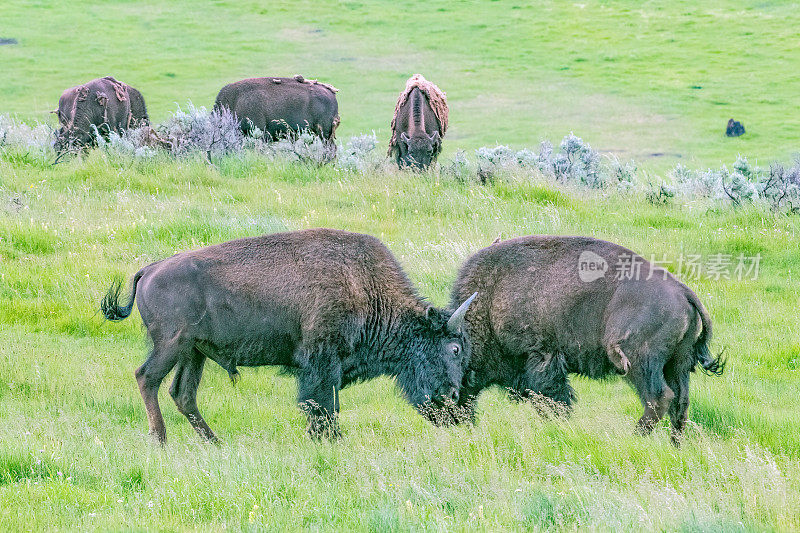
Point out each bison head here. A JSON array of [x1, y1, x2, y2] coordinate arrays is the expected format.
[[397, 292, 477, 425], [53, 126, 93, 155], [52, 87, 105, 155], [397, 131, 441, 170]]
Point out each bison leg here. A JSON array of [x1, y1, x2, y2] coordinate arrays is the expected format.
[[240, 117, 256, 137], [664, 352, 694, 446], [169, 349, 219, 443], [665, 371, 690, 446], [134, 339, 185, 444], [296, 341, 343, 439], [512, 351, 575, 417], [628, 353, 674, 436]]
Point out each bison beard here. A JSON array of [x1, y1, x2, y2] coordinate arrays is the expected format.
[[101, 229, 476, 443], [450, 235, 725, 446]]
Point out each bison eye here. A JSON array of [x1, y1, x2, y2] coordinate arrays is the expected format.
[[448, 343, 461, 356]]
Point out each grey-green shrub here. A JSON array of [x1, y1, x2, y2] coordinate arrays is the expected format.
[[337, 133, 380, 172], [535, 133, 603, 188], [672, 155, 800, 211], [3, 112, 800, 214], [0, 114, 51, 152], [158, 103, 244, 158]]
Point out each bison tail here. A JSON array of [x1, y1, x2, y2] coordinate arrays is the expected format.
[[100, 271, 142, 321], [685, 290, 726, 376], [696, 342, 726, 376]]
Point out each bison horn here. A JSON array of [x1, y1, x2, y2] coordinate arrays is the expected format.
[[400, 132, 410, 143], [448, 292, 477, 334]]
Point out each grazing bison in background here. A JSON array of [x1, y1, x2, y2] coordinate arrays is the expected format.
[[388, 74, 448, 170], [450, 236, 725, 446], [726, 118, 745, 137], [101, 228, 477, 443], [214, 75, 340, 153], [54, 76, 149, 153]]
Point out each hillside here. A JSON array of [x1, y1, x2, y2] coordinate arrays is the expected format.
[[1, 0, 799, 170]]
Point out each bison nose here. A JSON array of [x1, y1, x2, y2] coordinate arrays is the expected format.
[[436, 385, 459, 403], [449, 388, 459, 403]]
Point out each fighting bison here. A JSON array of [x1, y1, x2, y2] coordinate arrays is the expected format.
[[214, 75, 339, 152], [450, 235, 724, 445], [101, 229, 476, 443], [54, 76, 149, 153], [388, 74, 448, 170]]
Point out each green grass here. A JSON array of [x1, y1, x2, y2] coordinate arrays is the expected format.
[[1, 150, 799, 530], [1, 1, 799, 171], [2, 1, 800, 530]]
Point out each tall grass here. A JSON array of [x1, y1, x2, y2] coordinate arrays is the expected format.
[[1, 143, 799, 530]]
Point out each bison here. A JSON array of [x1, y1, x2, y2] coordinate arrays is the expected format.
[[213, 75, 340, 153], [449, 235, 725, 446], [101, 229, 476, 443], [726, 118, 745, 137], [54, 76, 149, 153], [388, 74, 448, 170]]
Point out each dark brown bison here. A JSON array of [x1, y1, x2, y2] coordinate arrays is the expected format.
[[388, 74, 448, 170], [101, 228, 476, 443], [53, 76, 149, 153], [213, 75, 339, 149], [450, 235, 724, 445], [726, 118, 745, 137]]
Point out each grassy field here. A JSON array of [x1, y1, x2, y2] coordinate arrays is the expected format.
[[2, 0, 800, 531], [1, 0, 800, 170], [1, 152, 799, 530]]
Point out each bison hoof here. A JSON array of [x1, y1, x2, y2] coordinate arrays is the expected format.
[[148, 431, 167, 446]]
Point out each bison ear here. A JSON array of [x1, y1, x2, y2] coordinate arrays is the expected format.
[[424, 306, 448, 329], [96, 91, 108, 106], [424, 306, 438, 320], [465, 370, 476, 387]]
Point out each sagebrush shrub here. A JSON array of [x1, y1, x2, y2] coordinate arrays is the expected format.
[[337, 133, 380, 172], [440, 149, 471, 182], [760, 162, 800, 212], [0, 114, 52, 151], [475, 145, 516, 182], [2, 111, 799, 214], [610, 158, 637, 192], [97, 127, 161, 159], [262, 130, 333, 165], [158, 103, 244, 158], [645, 183, 676, 205], [671, 155, 800, 211]]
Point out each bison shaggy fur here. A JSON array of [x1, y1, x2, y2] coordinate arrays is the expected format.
[[102, 229, 476, 442], [450, 235, 724, 446]]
